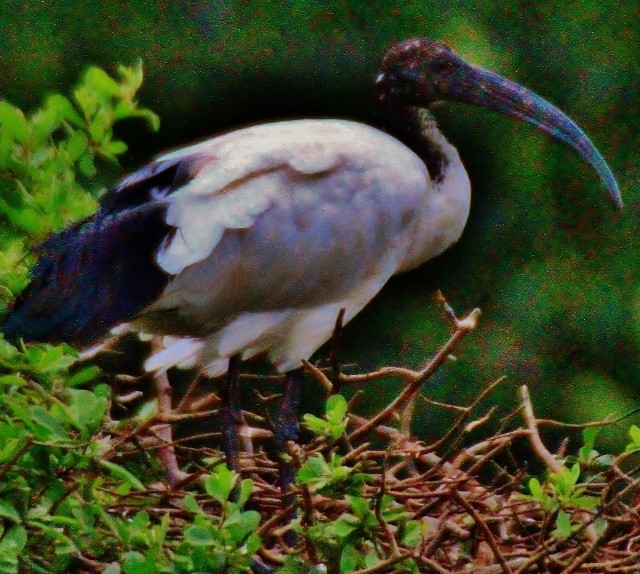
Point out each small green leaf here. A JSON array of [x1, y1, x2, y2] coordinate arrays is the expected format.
[[105, 140, 128, 155], [0, 102, 29, 143], [122, 551, 156, 574], [401, 520, 424, 547], [64, 131, 89, 162], [204, 464, 238, 504], [84, 66, 121, 97], [627, 425, 640, 451], [237, 478, 253, 508], [346, 495, 368, 518], [326, 394, 347, 421], [0, 375, 26, 387], [0, 501, 20, 523], [552, 510, 573, 539], [45, 94, 84, 127], [334, 518, 357, 538], [340, 543, 362, 573], [66, 365, 101, 387], [78, 153, 96, 177], [182, 494, 203, 515], [30, 406, 68, 439], [227, 510, 261, 541], [184, 524, 215, 546], [528, 477, 543, 499], [99, 460, 145, 491]]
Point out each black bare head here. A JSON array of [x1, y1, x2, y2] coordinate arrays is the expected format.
[[375, 37, 622, 209]]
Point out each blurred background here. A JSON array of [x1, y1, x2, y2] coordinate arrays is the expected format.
[[1, 1, 637, 447]]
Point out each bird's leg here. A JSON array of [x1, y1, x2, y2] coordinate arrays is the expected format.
[[217, 354, 252, 471], [274, 368, 303, 511]]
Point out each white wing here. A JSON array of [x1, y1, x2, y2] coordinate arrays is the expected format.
[[137, 119, 433, 372]]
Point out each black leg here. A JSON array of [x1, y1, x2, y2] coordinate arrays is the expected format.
[[217, 354, 246, 471], [274, 368, 303, 473], [273, 368, 303, 547]]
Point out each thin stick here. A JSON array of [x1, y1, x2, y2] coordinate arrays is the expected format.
[[520, 385, 563, 474], [150, 336, 189, 487], [349, 306, 480, 442]]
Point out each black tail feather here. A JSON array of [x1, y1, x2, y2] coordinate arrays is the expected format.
[[2, 204, 170, 345]]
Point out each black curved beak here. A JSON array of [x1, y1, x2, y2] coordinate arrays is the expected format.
[[444, 62, 622, 209]]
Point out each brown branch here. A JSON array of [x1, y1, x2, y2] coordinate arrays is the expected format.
[[348, 305, 480, 442], [451, 489, 513, 574], [520, 384, 563, 474]]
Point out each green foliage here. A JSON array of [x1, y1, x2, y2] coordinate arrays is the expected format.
[[0, 66, 161, 571], [173, 465, 261, 573], [303, 393, 348, 442], [625, 425, 640, 452], [289, 488, 425, 573], [297, 452, 372, 495], [0, 60, 159, 316], [523, 453, 600, 540]]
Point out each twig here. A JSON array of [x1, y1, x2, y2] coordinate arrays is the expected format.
[[520, 385, 563, 474], [150, 336, 189, 487], [451, 489, 513, 574], [349, 304, 480, 442]]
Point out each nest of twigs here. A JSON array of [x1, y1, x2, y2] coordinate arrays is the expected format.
[[106, 297, 640, 574]]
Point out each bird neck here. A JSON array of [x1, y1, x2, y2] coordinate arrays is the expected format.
[[376, 104, 450, 183], [377, 104, 471, 273]]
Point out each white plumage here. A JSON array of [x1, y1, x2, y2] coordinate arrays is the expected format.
[[138, 119, 470, 375]]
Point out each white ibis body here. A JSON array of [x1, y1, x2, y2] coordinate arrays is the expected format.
[[3, 38, 620, 388]]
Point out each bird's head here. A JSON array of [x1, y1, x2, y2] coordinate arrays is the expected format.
[[375, 37, 622, 209]]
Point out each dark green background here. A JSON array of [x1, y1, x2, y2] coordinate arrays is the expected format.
[[1, 1, 638, 442]]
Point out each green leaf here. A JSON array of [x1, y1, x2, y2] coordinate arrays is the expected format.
[[122, 551, 156, 574], [45, 94, 84, 127], [340, 543, 362, 573], [0, 102, 29, 144], [334, 517, 357, 538], [0, 525, 27, 552], [66, 365, 101, 387], [0, 438, 24, 464], [528, 477, 543, 499], [136, 108, 160, 132], [204, 464, 237, 503], [84, 66, 121, 97], [0, 501, 20, 523], [346, 495, 369, 518], [64, 131, 89, 162], [184, 524, 215, 546], [628, 425, 640, 450], [0, 375, 26, 387], [400, 520, 424, 547], [78, 153, 96, 177], [228, 510, 261, 541], [68, 389, 108, 434], [30, 406, 68, 439], [99, 460, 145, 491], [552, 510, 573, 539], [237, 478, 253, 508], [182, 494, 203, 515], [105, 140, 128, 155], [326, 394, 347, 421]]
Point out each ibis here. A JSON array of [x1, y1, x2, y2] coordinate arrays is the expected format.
[[2, 38, 621, 472]]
